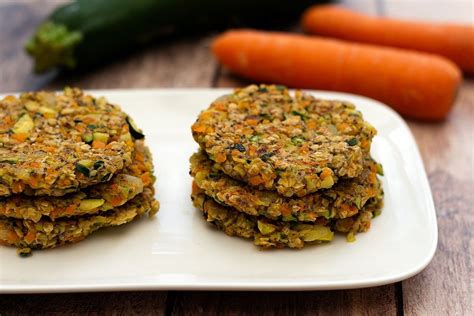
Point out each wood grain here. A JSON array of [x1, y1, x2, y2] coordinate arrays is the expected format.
[[402, 81, 474, 316], [170, 286, 398, 316], [0, 291, 168, 315]]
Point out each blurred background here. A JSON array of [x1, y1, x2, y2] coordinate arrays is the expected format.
[[0, 0, 472, 93]]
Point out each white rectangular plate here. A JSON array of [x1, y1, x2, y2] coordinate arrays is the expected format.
[[0, 89, 437, 293]]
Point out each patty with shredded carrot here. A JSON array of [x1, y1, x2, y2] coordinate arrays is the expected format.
[[0, 88, 141, 196], [0, 141, 155, 222], [0, 187, 159, 256], [192, 84, 376, 197], [190, 150, 382, 222], [192, 185, 383, 249]]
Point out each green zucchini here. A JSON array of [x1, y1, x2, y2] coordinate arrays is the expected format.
[[299, 226, 334, 242], [0, 157, 19, 164], [82, 133, 93, 144], [320, 175, 334, 189], [126, 116, 145, 140], [93, 160, 105, 170], [75, 160, 94, 177], [346, 138, 358, 146], [12, 114, 34, 136], [79, 199, 105, 211], [93, 132, 110, 143], [37, 106, 57, 116], [257, 221, 276, 235], [25, 0, 331, 72]]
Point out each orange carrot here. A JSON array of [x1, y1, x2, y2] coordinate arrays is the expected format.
[[111, 196, 124, 207], [212, 30, 461, 120], [92, 140, 106, 149], [302, 5, 474, 74]]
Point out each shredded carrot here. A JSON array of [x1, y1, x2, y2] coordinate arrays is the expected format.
[[320, 168, 332, 179], [11, 133, 28, 142], [192, 124, 207, 133], [50, 207, 63, 218], [299, 143, 309, 154], [361, 139, 369, 150], [192, 181, 198, 193], [45, 169, 58, 183], [248, 145, 257, 157], [43, 112, 56, 119], [245, 118, 259, 126], [29, 162, 40, 168], [25, 231, 36, 244], [92, 140, 106, 149], [11, 181, 25, 193], [141, 173, 152, 186], [280, 204, 292, 217], [135, 153, 144, 162], [249, 175, 263, 186], [215, 152, 227, 163], [44, 146, 56, 153], [3, 96, 16, 103], [82, 117, 95, 124], [7, 231, 19, 243], [4, 116, 13, 125], [261, 173, 274, 182], [65, 204, 77, 214], [28, 177, 39, 188], [111, 196, 124, 207], [62, 178, 71, 186], [213, 102, 227, 111], [306, 120, 317, 129]]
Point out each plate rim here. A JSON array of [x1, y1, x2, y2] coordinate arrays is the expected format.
[[0, 88, 438, 293]]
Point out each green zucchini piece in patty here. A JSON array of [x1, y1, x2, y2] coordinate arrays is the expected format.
[[126, 116, 145, 139], [93, 132, 110, 143], [76, 160, 94, 177], [12, 114, 34, 136], [79, 199, 105, 211]]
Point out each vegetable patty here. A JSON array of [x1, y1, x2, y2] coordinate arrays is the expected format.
[[0, 141, 154, 222], [0, 88, 136, 196], [192, 85, 376, 197], [190, 150, 382, 222], [192, 186, 383, 249], [0, 187, 159, 256]]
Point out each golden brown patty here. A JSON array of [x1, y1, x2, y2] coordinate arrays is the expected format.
[[0, 141, 155, 222], [192, 84, 376, 197], [0, 187, 159, 256], [190, 150, 382, 222], [0, 88, 139, 196], [192, 187, 383, 249]]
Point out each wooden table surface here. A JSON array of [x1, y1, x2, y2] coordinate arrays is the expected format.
[[0, 1, 472, 315]]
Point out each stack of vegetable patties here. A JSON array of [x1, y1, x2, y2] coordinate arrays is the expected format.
[[190, 85, 383, 249], [0, 88, 159, 256]]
